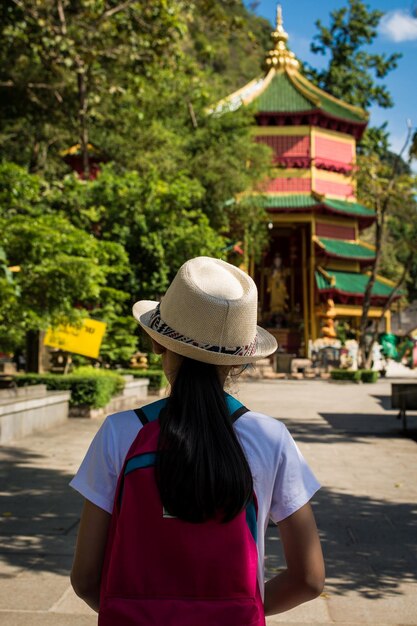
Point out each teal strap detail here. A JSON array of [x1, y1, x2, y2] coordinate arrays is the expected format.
[[225, 393, 244, 415], [125, 452, 157, 475], [140, 398, 168, 423], [138, 394, 245, 424], [246, 498, 257, 543]]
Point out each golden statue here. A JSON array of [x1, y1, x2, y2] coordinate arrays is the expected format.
[[321, 299, 337, 339], [268, 253, 289, 313]]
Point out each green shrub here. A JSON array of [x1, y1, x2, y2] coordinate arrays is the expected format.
[[330, 369, 362, 382], [118, 369, 167, 391], [330, 369, 379, 383], [147, 353, 162, 368], [360, 369, 379, 383], [15, 371, 125, 408]]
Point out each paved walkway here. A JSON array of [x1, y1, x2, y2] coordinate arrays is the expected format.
[[0, 379, 416, 625]]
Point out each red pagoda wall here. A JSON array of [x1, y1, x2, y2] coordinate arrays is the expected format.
[[315, 222, 356, 239], [255, 134, 310, 168], [314, 135, 354, 174], [265, 177, 311, 193], [314, 178, 354, 198]]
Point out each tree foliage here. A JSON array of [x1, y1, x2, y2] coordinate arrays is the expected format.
[[0, 0, 185, 175], [0, 163, 132, 357], [305, 0, 401, 154], [0, 1, 273, 363], [355, 152, 417, 365], [186, 0, 271, 97], [306, 0, 401, 110]]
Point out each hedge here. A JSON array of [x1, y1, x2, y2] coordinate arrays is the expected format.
[[330, 369, 362, 382], [14, 371, 125, 408], [330, 369, 379, 383], [118, 369, 167, 391], [359, 370, 379, 383]]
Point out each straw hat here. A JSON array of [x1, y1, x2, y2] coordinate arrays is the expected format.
[[132, 257, 277, 365]]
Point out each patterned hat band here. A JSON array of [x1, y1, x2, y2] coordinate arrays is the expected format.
[[149, 304, 259, 357]]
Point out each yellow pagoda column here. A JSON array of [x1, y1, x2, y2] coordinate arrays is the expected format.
[[301, 227, 309, 355], [309, 221, 317, 340], [385, 310, 392, 333]]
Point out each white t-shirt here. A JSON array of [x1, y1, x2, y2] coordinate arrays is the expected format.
[[70, 404, 320, 595]]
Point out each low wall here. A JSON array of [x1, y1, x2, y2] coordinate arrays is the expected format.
[[69, 378, 151, 418], [0, 385, 70, 444]]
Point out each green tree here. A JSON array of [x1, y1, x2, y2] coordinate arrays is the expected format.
[[186, 0, 271, 97], [52, 165, 227, 299], [306, 0, 400, 109], [355, 149, 417, 366], [0, 163, 132, 362], [0, 0, 272, 178], [0, 1, 274, 366], [0, 0, 184, 176], [305, 0, 401, 152]]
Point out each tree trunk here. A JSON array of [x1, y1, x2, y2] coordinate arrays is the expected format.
[[77, 70, 90, 178], [364, 256, 411, 369], [26, 331, 46, 373], [357, 126, 412, 367], [358, 215, 383, 367]]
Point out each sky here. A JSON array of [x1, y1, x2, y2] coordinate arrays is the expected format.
[[247, 1, 417, 156]]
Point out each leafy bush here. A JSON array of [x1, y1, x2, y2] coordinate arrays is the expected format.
[[118, 369, 167, 391], [15, 371, 125, 408], [330, 369, 379, 383], [147, 353, 162, 368], [360, 370, 379, 383], [330, 369, 362, 382]]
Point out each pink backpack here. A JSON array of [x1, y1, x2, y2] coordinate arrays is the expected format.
[[99, 395, 265, 626]]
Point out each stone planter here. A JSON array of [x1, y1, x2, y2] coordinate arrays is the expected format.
[[0, 385, 70, 444], [69, 378, 152, 418]]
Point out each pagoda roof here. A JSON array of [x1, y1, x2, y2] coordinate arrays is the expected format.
[[230, 70, 368, 125], [214, 7, 368, 128], [257, 193, 374, 222], [315, 269, 395, 299], [315, 237, 376, 261]]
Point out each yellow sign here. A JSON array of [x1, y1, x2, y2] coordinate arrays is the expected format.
[[44, 319, 107, 359]]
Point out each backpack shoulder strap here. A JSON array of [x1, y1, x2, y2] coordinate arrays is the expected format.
[[133, 397, 168, 426], [133, 407, 149, 426], [225, 393, 250, 423], [134, 394, 248, 425]]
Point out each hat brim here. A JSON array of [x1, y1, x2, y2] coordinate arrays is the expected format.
[[133, 300, 278, 366]]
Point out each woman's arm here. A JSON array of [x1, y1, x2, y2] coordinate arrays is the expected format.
[[70, 499, 111, 613], [264, 502, 325, 616]]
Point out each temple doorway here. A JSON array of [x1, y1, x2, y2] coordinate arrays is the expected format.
[[257, 224, 311, 356]]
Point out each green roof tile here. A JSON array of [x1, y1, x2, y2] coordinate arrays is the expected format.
[[317, 237, 375, 260], [315, 270, 392, 297], [291, 73, 367, 123], [257, 194, 319, 209], [256, 194, 374, 218], [252, 70, 367, 124], [254, 73, 313, 113], [324, 199, 374, 218]]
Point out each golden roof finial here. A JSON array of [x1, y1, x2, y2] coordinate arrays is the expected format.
[[276, 4, 282, 25], [275, 4, 287, 40], [264, 4, 300, 71]]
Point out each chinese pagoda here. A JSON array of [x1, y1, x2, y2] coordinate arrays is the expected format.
[[219, 6, 396, 356]]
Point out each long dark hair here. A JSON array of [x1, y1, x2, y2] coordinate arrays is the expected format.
[[155, 357, 253, 523]]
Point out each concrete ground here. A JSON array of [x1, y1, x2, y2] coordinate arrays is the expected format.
[[0, 378, 416, 625]]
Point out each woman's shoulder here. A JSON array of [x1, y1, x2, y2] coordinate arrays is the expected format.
[[105, 408, 141, 430], [99, 408, 143, 459], [234, 409, 291, 456], [237, 409, 287, 434]]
